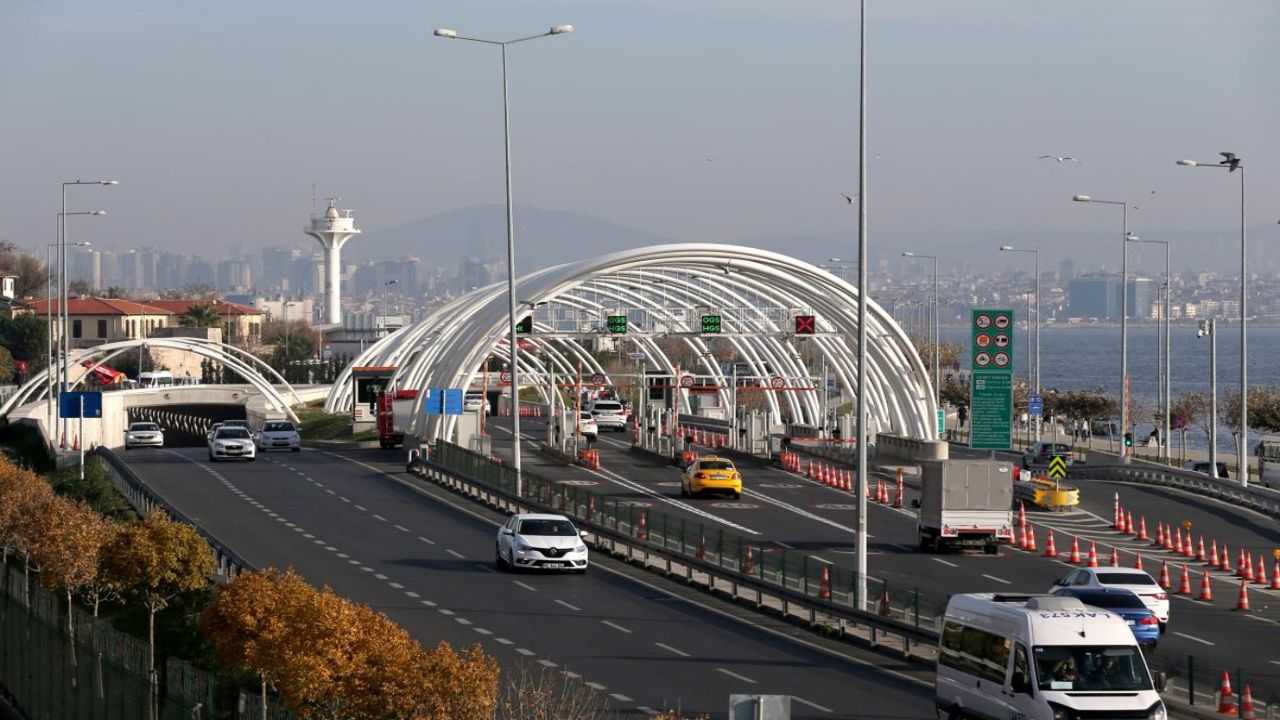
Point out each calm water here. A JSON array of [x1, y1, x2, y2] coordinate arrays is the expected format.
[[938, 325, 1280, 452]]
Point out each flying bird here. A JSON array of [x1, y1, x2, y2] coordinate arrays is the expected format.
[[1039, 155, 1079, 163], [1220, 152, 1241, 171], [840, 193, 858, 204]]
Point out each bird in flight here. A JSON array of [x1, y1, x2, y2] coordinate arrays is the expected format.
[[1039, 155, 1079, 163], [840, 193, 858, 204]]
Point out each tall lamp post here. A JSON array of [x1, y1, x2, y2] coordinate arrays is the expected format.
[[58, 182, 114, 450], [435, 23, 573, 497], [853, 0, 869, 612], [381, 279, 399, 337], [46, 236, 95, 432], [1073, 194, 1131, 460], [901, 252, 939, 410], [1198, 319, 1218, 477], [1178, 154, 1248, 485], [1126, 235, 1170, 462], [1000, 245, 1040, 441]]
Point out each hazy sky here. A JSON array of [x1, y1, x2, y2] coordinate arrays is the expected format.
[[1, 1, 1277, 265]]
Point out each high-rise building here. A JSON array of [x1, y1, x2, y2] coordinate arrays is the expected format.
[[69, 247, 100, 290], [1067, 275, 1153, 319]]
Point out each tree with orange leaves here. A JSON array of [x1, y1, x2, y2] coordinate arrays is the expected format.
[[28, 496, 117, 641]]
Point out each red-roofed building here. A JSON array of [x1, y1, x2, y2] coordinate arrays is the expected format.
[[144, 300, 262, 344], [29, 297, 173, 350]]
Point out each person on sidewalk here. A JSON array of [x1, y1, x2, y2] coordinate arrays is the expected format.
[[957, 405, 968, 428]]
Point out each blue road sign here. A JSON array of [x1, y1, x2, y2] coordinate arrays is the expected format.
[[1028, 392, 1043, 417], [59, 391, 103, 419], [442, 388, 463, 416], [422, 388, 465, 416]]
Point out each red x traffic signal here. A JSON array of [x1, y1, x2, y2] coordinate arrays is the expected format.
[[794, 315, 816, 334]]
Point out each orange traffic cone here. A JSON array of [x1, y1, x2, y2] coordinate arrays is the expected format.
[[1109, 546, 1120, 567], [1172, 527, 1184, 554], [819, 566, 831, 599], [1242, 553, 1255, 582], [1158, 560, 1171, 589], [1069, 537, 1082, 564], [1218, 672, 1236, 715], [1086, 541, 1099, 568], [1177, 564, 1192, 595], [1235, 579, 1251, 611], [1133, 551, 1144, 570], [1209, 539, 1221, 568], [1137, 516, 1148, 541], [1237, 548, 1248, 577], [72, 434, 80, 451], [1018, 500, 1027, 529], [1198, 570, 1213, 601], [1221, 542, 1231, 571], [1044, 531, 1058, 558], [742, 547, 755, 575], [636, 511, 649, 540], [1182, 531, 1196, 559], [1127, 510, 1136, 536], [893, 476, 904, 508], [1163, 524, 1175, 551], [1025, 526, 1037, 552], [1272, 560, 1280, 590], [1154, 522, 1165, 547], [1255, 555, 1268, 586], [878, 587, 892, 617], [1240, 685, 1256, 720], [1196, 535, 1206, 562], [695, 534, 706, 561]]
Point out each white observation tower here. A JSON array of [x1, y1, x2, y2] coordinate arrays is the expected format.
[[304, 197, 361, 325]]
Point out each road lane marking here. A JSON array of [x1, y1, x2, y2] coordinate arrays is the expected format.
[[610, 693, 633, 702], [404, 591, 420, 598], [389, 582, 404, 589], [324, 546, 337, 552], [585, 682, 606, 690], [793, 697, 834, 714], [339, 497, 350, 503], [418, 536, 436, 545], [655, 642, 689, 657], [982, 574, 1012, 585], [742, 488, 858, 533], [561, 670, 581, 679], [601, 620, 633, 634], [555, 599, 581, 611], [537, 659, 557, 668], [1172, 632, 1215, 646], [359, 567, 374, 573], [496, 638, 513, 645], [445, 549, 465, 559], [716, 668, 756, 684], [373, 573, 388, 580], [394, 524, 410, 532], [516, 648, 535, 656], [336, 552, 349, 558], [325, 489, 335, 495], [1270, 660, 1280, 666], [301, 533, 314, 539], [438, 609, 454, 616], [420, 600, 436, 607], [933, 558, 959, 568], [454, 617, 472, 626], [354, 505, 367, 511], [514, 581, 538, 592], [372, 514, 387, 522], [473, 627, 493, 635]]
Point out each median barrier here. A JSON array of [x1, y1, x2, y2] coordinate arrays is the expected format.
[[1080, 453, 1280, 521]]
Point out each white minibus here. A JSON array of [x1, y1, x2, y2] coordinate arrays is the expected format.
[[937, 594, 1166, 720], [138, 371, 175, 388]]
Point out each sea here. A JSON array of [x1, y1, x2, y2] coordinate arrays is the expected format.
[[937, 324, 1280, 453]]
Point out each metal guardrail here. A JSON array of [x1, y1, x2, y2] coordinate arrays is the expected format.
[[415, 441, 942, 661], [91, 446, 255, 579], [1085, 460, 1280, 521]]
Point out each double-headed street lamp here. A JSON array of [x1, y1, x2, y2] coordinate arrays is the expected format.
[[435, 24, 573, 495], [901, 252, 939, 408], [1073, 194, 1132, 459], [1126, 235, 1171, 462], [46, 235, 95, 432], [999, 245, 1040, 441], [1178, 153, 1249, 485]]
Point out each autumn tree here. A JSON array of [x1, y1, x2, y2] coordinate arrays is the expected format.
[[498, 661, 606, 720], [0, 346, 13, 383], [28, 497, 117, 641], [1170, 392, 1207, 463], [0, 462, 56, 598], [69, 279, 92, 296], [0, 315, 49, 368]]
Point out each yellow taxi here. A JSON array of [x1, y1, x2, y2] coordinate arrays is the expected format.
[[680, 456, 743, 500]]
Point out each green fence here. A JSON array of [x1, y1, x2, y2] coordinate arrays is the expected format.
[[0, 564, 292, 720], [434, 441, 950, 630]]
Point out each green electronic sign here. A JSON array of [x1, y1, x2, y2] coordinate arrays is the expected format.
[[607, 315, 628, 334], [701, 314, 722, 334], [516, 316, 532, 334]]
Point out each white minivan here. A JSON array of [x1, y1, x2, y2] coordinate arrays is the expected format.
[[936, 594, 1166, 720]]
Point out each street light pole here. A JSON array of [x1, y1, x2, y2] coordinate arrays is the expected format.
[[1073, 195, 1130, 460], [999, 245, 1041, 440], [854, 0, 869, 612], [1126, 236, 1171, 461], [1178, 154, 1247, 485], [382, 279, 399, 336], [435, 24, 573, 498], [1199, 319, 1218, 476], [46, 235, 94, 432], [901, 252, 940, 410]]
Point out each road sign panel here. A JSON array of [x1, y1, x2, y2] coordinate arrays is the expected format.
[[1028, 400, 1043, 416], [1048, 455, 1068, 479], [606, 315, 628, 334], [794, 315, 816, 334], [969, 372, 1013, 450], [442, 388, 464, 415], [516, 315, 532, 334], [700, 314, 722, 333], [994, 352, 1010, 368], [499, 370, 512, 383], [770, 375, 785, 388], [937, 408, 945, 435], [59, 391, 103, 419], [679, 374, 695, 388], [971, 309, 1014, 375], [590, 372, 606, 385]]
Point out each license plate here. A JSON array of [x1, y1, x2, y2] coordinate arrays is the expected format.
[[1127, 620, 1136, 626], [274, 442, 290, 447], [543, 562, 563, 568], [227, 448, 242, 454], [711, 474, 727, 480]]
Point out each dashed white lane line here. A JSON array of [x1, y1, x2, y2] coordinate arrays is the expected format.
[[354, 504, 367, 512], [339, 496, 350, 503], [1172, 631, 1215, 646], [793, 697, 835, 714], [454, 617, 472, 626], [389, 582, 404, 589], [404, 591, 420, 598], [495, 638, 514, 646], [655, 642, 689, 657], [325, 488, 335, 495], [473, 628, 493, 635], [438, 609, 455, 616], [1244, 614, 1280, 627], [301, 532, 314, 539], [419, 600, 437, 608], [446, 549, 465, 559], [359, 566, 374, 573], [372, 514, 387, 522], [555, 599, 581, 611], [514, 581, 538, 592], [537, 659, 557, 668], [601, 620, 633, 634], [716, 668, 756, 684], [336, 552, 349, 558], [418, 535, 436, 545], [373, 573, 388, 580], [394, 524, 410, 532], [562, 670, 582, 679], [1270, 660, 1280, 666], [610, 693, 633, 703], [516, 648, 536, 656], [933, 558, 959, 568], [982, 574, 1012, 585], [585, 682, 606, 691]]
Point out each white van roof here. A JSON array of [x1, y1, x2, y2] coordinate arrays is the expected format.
[[945, 593, 1136, 647]]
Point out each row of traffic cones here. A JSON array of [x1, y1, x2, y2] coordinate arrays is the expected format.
[[1217, 671, 1259, 718], [689, 427, 728, 448], [779, 451, 801, 473], [806, 460, 854, 491]]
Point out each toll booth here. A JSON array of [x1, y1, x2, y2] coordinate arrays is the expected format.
[[350, 366, 397, 426]]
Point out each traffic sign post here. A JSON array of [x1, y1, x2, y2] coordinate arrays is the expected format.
[[970, 309, 1014, 451], [590, 372, 606, 386], [59, 391, 102, 481], [1028, 392, 1043, 417], [1048, 455, 1068, 480]]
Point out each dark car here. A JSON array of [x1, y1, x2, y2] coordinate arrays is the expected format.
[[1022, 442, 1074, 470], [1049, 587, 1160, 646], [1185, 461, 1229, 479]]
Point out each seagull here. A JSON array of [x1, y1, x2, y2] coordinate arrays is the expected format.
[[840, 193, 857, 204], [1039, 155, 1079, 163], [1220, 151, 1241, 171]]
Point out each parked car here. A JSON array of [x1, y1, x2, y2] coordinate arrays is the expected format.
[[1184, 461, 1229, 479], [680, 456, 743, 500], [1049, 587, 1160, 646], [255, 420, 301, 452], [124, 422, 165, 450], [1022, 442, 1074, 470], [1049, 567, 1168, 632], [208, 426, 257, 462], [495, 513, 588, 573]]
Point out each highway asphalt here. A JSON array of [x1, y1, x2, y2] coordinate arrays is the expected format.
[[119, 445, 936, 719], [489, 417, 1280, 697]]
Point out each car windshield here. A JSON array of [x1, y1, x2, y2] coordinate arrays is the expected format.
[[579, 412, 593, 420], [216, 429, 251, 440], [699, 461, 734, 471], [1074, 592, 1145, 609], [593, 403, 622, 412], [130, 423, 159, 432], [1097, 572, 1157, 586], [263, 422, 295, 432], [1033, 646, 1152, 692], [518, 519, 577, 537]]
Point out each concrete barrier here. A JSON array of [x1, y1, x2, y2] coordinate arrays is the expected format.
[[876, 433, 948, 464]]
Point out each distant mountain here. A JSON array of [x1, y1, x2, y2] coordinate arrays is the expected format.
[[352, 205, 677, 271]]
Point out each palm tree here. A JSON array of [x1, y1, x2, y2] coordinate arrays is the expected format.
[[178, 303, 221, 328]]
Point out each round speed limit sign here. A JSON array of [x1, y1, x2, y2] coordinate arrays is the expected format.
[[679, 374, 695, 388], [770, 375, 786, 388], [499, 370, 512, 383], [590, 372, 606, 385]]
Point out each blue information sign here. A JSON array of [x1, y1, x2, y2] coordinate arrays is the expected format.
[[442, 389, 463, 416], [59, 391, 103, 419], [1028, 392, 1043, 417], [422, 388, 465, 416]]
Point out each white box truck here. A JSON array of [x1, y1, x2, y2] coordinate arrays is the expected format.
[[917, 460, 1014, 553], [936, 594, 1167, 720]]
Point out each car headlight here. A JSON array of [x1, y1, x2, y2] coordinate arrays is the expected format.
[[514, 539, 530, 552], [574, 542, 587, 552], [1048, 703, 1072, 720], [1148, 702, 1166, 720]]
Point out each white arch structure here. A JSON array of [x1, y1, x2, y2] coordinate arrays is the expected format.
[[326, 244, 936, 443], [1, 337, 303, 423]]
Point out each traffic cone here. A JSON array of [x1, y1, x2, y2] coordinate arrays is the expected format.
[[1196, 536, 1207, 562], [1158, 560, 1171, 589], [1242, 553, 1255, 582], [1198, 570, 1213, 601], [1236, 548, 1247, 577], [1069, 537, 1082, 564], [1163, 524, 1175, 551], [1235, 579, 1251, 611], [1044, 531, 1058, 558], [1110, 546, 1120, 567], [1254, 555, 1267, 586], [807, 460, 814, 478], [1137, 516, 1148, 541], [741, 547, 755, 575], [1221, 543, 1231, 571], [587, 496, 596, 523], [844, 470, 854, 492], [1133, 551, 1143, 570], [1127, 510, 1136, 536], [1027, 526, 1038, 552], [1178, 564, 1192, 595], [1209, 539, 1221, 568], [1271, 560, 1280, 590], [878, 481, 889, 504], [819, 566, 831, 600], [1017, 525, 1028, 550], [1018, 500, 1027, 529], [893, 476, 904, 508], [1183, 531, 1196, 559], [1117, 511, 1128, 534], [1172, 527, 1184, 554], [1087, 541, 1099, 568], [1113, 494, 1121, 527], [636, 511, 649, 540], [1218, 672, 1236, 715], [1240, 685, 1256, 720], [1154, 522, 1165, 547], [72, 434, 80, 451]]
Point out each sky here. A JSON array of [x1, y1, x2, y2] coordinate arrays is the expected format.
[[1, 0, 1277, 271]]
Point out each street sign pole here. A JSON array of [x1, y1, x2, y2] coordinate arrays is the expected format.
[[78, 394, 85, 480]]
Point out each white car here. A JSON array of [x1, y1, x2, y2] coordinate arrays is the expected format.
[[208, 427, 257, 462], [577, 411, 598, 443], [464, 392, 489, 413], [495, 513, 589, 573], [255, 420, 301, 453], [205, 422, 224, 443], [588, 400, 628, 432], [221, 419, 252, 430], [124, 422, 165, 449], [1049, 567, 1169, 631]]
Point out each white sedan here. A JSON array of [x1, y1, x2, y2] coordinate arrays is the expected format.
[[1050, 567, 1169, 631], [495, 513, 589, 573], [124, 422, 165, 449], [208, 427, 257, 462], [255, 420, 301, 453]]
